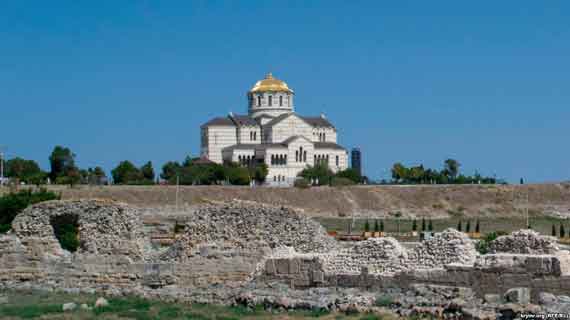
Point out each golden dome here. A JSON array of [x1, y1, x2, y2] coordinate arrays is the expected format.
[[250, 73, 294, 94]]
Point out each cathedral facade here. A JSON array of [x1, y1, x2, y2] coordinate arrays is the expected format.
[[200, 73, 348, 186]]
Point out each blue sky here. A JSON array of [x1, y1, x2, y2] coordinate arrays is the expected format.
[[1, 1, 569, 183]]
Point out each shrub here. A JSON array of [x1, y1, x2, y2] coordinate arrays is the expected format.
[[475, 219, 480, 233], [294, 178, 311, 189], [0, 189, 60, 233], [331, 177, 354, 187], [364, 220, 370, 232], [374, 220, 379, 232], [374, 295, 393, 307], [457, 220, 462, 232], [50, 214, 79, 252], [476, 231, 507, 254]]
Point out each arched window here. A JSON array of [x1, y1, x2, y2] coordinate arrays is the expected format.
[[271, 155, 274, 165], [253, 132, 257, 141], [279, 96, 283, 106], [257, 96, 261, 106], [323, 133, 326, 142], [336, 155, 339, 166], [284, 154, 287, 165], [273, 176, 276, 182], [303, 151, 307, 162], [295, 150, 299, 162], [268, 95, 272, 106]]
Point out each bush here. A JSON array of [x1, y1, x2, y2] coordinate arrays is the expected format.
[[0, 189, 60, 233], [374, 295, 393, 307], [476, 231, 508, 254], [294, 178, 311, 189], [331, 177, 354, 187], [51, 215, 79, 252]]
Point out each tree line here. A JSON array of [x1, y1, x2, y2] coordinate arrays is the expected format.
[[390, 159, 498, 185]]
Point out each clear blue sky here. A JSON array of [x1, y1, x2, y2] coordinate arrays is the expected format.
[[1, 1, 569, 183]]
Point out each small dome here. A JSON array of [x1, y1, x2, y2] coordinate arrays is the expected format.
[[250, 73, 294, 94]]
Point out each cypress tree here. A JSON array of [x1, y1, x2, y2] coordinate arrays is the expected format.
[[374, 219, 379, 232], [475, 219, 480, 233], [380, 220, 385, 232], [422, 217, 426, 232], [552, 224, 557, 237], [457, 220, 462, 232], [428, 219, 433, 232], [364, 220, 370, 232], [466, 220, 471, 233], [561, 224, 566, 238], [412, 219, 417, 232]]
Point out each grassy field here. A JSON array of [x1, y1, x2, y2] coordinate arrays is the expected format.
[[0, 290, 419, 320], [315, 216, 568, 238]]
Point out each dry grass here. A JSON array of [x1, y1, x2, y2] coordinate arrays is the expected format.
[[40, 184, 570, 219]]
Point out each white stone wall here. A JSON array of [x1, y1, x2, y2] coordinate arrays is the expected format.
[[203, 126, 237, 164], [266, 114, 313, 143], [237, 126, 261, 144], [313, 148, 348, 173], [312, 127, 337, 143], [249, 92, 293, 118]]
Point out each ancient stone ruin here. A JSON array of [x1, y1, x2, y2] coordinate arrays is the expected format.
[[2, 199, 570, 318]]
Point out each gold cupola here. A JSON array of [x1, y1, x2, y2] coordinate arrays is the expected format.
[[249, 73, 294, 94]]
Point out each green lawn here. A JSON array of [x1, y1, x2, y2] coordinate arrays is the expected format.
[[0, 290, 411, 320]]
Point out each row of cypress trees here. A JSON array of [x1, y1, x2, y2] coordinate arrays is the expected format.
[[552, 224, 569, 238], [362, 218, 484, 233]]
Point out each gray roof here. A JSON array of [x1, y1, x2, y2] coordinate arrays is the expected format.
[[223, 143, 287, 152], [301, 116, 335, 128], [262, 112, 335, 128], [314, 142, 346, 150], [201, 117, 235, 127], [231, 114, 258, 126], [202, 114, 260, 128]]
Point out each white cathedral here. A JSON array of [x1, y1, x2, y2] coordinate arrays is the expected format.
[[200, 73, 348, 186]]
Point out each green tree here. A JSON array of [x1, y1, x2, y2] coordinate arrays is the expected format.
[[465, 220, 471, 233], [475, 219, 480, 233], [412, 219, 417, 232], [364, 220, 370, 232], [5, 157, 44, 183], [561, 224, 566, 238], [226, 165, 250, 185], [374, 219, 379, 232], [553, 224, 557, 237], [250, 163, 269, 184], [380, 220, 384, 232], [140, 161, 155, 182], [298, 164, 334, 186], [457, 220, 462, 232], [49, 146, 77, 181], [421, 217, 426, 232], [111, 161, 142, 184], [335, 168, 362, 184], [161, 161, 181, 181], [428, 219, 433, 232], [391, 163, 408, 183], [443, 159, 460, 181]]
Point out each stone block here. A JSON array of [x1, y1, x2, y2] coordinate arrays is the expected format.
[[504, 287, 531, 304], [265, 259, 276, 275], [289, 259, 300, 274], [275, 259, 289, 275], [312, 270, 324, 283]]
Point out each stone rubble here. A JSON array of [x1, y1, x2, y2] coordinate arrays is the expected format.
[[159, 201, 338, 261], [489, 229, 559, 254], [11, 199, 146, 260], [408, 228, 479, 269]]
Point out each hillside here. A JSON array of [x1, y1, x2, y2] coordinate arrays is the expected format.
[[52, 183, 570, 219]]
